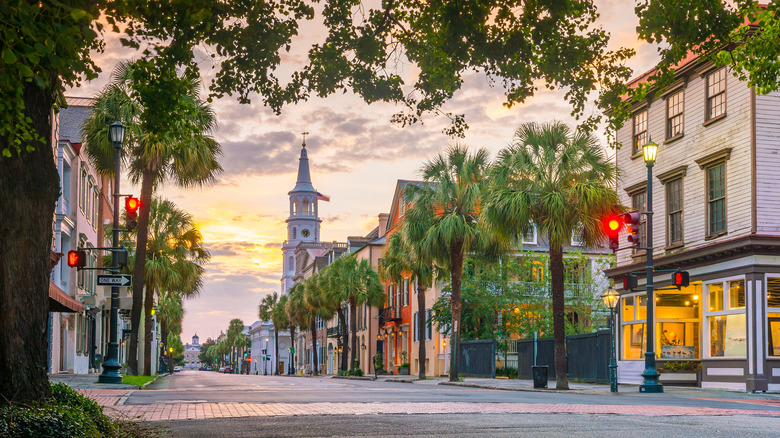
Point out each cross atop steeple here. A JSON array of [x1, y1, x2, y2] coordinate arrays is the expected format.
[[301, 130, 309, 147]]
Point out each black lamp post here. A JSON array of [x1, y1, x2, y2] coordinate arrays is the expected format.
[[98, 121, 125, 384], [601, 288, 619, 393], [640, 140, 663, 393]]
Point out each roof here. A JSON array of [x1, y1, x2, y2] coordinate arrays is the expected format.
[[59, 100, 94, 144], [290, 143, 316, 193]]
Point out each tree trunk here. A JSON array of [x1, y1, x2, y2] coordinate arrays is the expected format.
[[160, 319, 169, 373], [143, 283, 154, 375], [449, 240, 464, 382], [0, 80, 59, 404], [274, 329, 280, 375], [550, 242, 569, 389], [336, 307, 348, 371], [349, 298, 358, 370], [310, 319, 318, 376], [129, 168, 155, 375], [289, 324, 296, 374], [417, 277, 427, 380]]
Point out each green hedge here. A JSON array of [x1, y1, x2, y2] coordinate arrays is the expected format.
[[0, 382, 138, 437]]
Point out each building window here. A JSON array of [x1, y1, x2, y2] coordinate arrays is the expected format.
[[292, 228, 297, 240], [632, 191, 647, 253], [707, 163, 726, 236], [521, 222, 537, 245], [705, 278, 746, 357], [288, 256, 294, 271], [666, 89, 684, 138], [632, 109, 648, 155], [621, 294, 648, 360], [402, 278, 409, 307], [706, 67, 727, 121], [398, 197, 406, 217], [425, 309, 432, 341], [666, 178, 683, 245], [570, 225, 584, 247], [413, 311, 418, 342], [80, 167, 87, 211], [767, 277, 780, 357]]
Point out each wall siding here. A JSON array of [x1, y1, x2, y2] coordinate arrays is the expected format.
[[617, 67, 753, 267], [755, 91, 780, 234]]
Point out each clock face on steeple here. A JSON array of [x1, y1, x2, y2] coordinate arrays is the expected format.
[[301, 228, 311, 238]]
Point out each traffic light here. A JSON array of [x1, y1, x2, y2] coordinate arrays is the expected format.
[[604, 215, 623, 251], [243, 352, 248, 358], [672, 270, 690, 289], [67, 250, 87, 269], [623, 212, 641, 247], [125, 196, 140, 231], [623, 274, 638, 290]]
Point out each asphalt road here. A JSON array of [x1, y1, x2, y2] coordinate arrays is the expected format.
[[139, 371, 780, 437], [136, 370, 780, 412]]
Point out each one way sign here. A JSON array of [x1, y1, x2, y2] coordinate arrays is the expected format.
[[97, 274, 133, 287]]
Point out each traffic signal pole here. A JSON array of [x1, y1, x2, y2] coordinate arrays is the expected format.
[[98, 132, 123, 383]]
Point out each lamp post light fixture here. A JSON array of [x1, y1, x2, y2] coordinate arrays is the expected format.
[[640, 139, 663, 393], [98, 121, 126, 384], [601, 288, 620, 393]]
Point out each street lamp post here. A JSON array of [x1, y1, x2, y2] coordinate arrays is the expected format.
[[264, 337, 269, 375], [640, 140, 663, 393], [601, 288, 620, 393], [98, 121, 125, 384]]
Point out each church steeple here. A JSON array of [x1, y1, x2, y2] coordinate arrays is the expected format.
[[281, 133, 322, 295], [292, 133, 315, 192]]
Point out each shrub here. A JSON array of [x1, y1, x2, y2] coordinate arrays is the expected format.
[[495, 366, 518, 378], [50, 382, 116, 435], [661, 361, 701, 372], [399, 362, 410, 368], [0, 403, 101, 438], [348, 368, 364, 377]]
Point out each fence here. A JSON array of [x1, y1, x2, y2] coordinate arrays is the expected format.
[[458, 339, 496, 378], [515, 329, 611, 383]]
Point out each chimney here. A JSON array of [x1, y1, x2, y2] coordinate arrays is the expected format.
[[378, 213, 390, 237]]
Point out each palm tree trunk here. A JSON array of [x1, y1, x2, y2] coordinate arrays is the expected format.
[[0, 78, 59, 403], [416, 277, 427, 379], [143, 283, 154, 375], [160, 320, 169, 373], [449, 240, 464, 382], [349, 298, 358, 370], [274, 329, 280, 375], [129, 168, 155, 375], [336, 307, 348, 371], [310, 319, 319, 376], [289, 324, 296, 374], [550, 242, 569, 389]]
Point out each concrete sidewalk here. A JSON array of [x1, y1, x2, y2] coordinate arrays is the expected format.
[[49, 373, 146, 390]]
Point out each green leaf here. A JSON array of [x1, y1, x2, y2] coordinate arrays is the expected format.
[[18, 64, 33, 77], [2, 48, 17, 64]]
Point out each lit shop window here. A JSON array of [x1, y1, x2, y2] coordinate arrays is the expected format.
[[705, 278, 746, 358]]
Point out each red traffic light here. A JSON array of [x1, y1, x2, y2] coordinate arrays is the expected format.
[[604, 215, 623, 250], [67, 250, 86, 268], [125, 197, 140, 213], [672, 270, 690, 288]]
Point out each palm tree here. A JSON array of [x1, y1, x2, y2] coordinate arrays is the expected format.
[[403, 144, 494, 381], [380, 232, 434, 379], [227, 318, 245, 373], [328, 256, 384, 371], [259, 292, 291, 375], [484, 121, 620, 390], [157, 292, 183, 373], [82, 61, 222, 375], [286, 282, 310, 374], [141, 197, 209, 374], [319, 265, 349, 371], [303, 275, 335, 376]]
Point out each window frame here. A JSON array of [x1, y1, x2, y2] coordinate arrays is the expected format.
[[632, 109, 648, 156], [766, 275, 780, 357], [620, 292, 648, 360], [706, 162, 727, 238], [665, 89, 684, 140], [521, 222, 537, 245], [666, 177, 684, 246], [705, 66, 727, 122], [703, 276, 746, 359]]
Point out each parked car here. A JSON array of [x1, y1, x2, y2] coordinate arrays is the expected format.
[[218, 367, 225, 373], [173, 366, 183, 372], [222, 367, 232, 374]]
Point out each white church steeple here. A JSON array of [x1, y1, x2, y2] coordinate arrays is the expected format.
[[281, 134, 322, 295]]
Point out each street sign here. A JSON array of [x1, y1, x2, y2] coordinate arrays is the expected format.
[[97, 274, 132, 287]]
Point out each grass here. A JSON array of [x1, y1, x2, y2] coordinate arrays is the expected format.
[[122, 375, 157, 387]]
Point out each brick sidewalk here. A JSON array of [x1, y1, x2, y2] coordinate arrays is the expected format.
[[77, 389, 780, 422]]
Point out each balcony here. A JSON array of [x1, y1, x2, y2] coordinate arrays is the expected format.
[[378, 307, 402, 325], [326, 326, 343, 338]]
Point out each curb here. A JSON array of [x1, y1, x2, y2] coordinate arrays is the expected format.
[[438, 381, 605, 394], [331, 375, 375, 381], [140, 374, 166, 390]]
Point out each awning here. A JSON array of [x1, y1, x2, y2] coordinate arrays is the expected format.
[[49, 282, 83, 313]]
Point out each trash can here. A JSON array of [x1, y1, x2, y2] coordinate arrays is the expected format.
[[532, 365, 548, 389]]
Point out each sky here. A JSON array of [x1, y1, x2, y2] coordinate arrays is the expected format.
[[67, 1, 661, 344]]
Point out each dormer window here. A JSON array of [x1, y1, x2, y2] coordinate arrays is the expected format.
[[398, 197, 406, 217]]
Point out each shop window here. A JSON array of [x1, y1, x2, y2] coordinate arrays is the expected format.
[[768, 277, 780, 357], [768, 314, 780, 357], [623, 323, 646, 360], [768, 277, 780, 308], [728, 280, 744, 309], [636, 295, 647, 320], [705, 277, 746, 358], [622, 296, 635, 322], [656, 290, 701, 360]]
